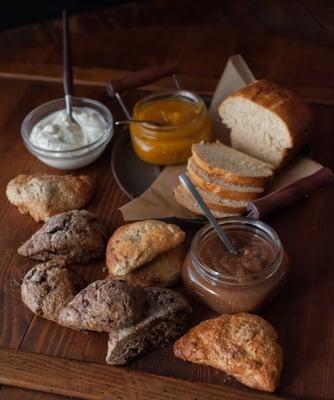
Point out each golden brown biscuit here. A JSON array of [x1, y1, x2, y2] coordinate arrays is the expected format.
[[109, 246, 183, 287], [106, 220, 185, 277], [6, 174, 95, 222], [173, 313, 283, 392]]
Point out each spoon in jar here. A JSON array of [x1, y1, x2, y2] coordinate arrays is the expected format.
[[115, 119, 169, 127], [62, 10, 79, 126], [179, 173, 238, 255]]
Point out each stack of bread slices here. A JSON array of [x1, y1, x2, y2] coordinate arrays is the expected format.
[[174, 141, 274, 218]]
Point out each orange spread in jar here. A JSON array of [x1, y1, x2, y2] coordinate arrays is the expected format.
[[130, 91, 212, 165]]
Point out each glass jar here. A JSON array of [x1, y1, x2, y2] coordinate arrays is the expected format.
[[182, 217, 289, 313], [130, 90, 212, 165]]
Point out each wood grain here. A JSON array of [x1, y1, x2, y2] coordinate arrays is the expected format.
[[0, 347, 289, 400], [1, 24, 334, 400]]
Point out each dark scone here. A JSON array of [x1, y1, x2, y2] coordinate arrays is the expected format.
[[21, 260, 85, 322], [106, 287, 192, 365], [18, 210, 108, 264], [58, 279, 145, 332]]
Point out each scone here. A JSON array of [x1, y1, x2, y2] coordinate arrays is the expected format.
[[6, 174, 95, 222], [18, 210, 108, 265], [110, 246, 183, 288], [21, 260, 85, 322], [106, 287, 192, 365], [58, 280, 145, 332], [106, 220, 185, 276], [174, 313, 283, 393]]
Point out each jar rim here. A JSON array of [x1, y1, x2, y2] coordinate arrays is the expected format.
[[132, 89, 207, 133], [190, 216, 283, 287]]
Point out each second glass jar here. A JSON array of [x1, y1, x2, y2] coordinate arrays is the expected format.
[[182, 217, 289, 314]]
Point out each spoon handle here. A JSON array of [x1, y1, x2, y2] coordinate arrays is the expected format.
[[62, 10, 73, 98], [107, 62, 179, 97], [179, 173, 238, 255]]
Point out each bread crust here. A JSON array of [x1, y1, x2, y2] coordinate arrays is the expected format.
[[187, 158, 262, 201], [106, 220, 185, 277], [174, 313, 283, 393], [110, 246, 183, 288], [192, 145, 272, 187], [6, 174, 95, 222]]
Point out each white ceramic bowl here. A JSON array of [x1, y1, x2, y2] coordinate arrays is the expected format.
[[21, 97, 113, 170]]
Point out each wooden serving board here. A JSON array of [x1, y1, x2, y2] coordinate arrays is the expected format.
[[1, 26, 334, 400]]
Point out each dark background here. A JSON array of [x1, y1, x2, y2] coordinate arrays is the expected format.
[[1, 0, 334, 47]]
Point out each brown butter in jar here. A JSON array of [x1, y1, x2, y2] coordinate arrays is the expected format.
[[182, 217, 289, 314]]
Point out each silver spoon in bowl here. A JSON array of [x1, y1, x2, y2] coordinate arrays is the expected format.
[[179, 173, 238, 255], [62, 10, 79, 126]]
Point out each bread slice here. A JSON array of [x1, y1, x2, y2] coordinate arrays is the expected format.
[[219, 79, 314, 168], [176, 184, 247, 213], [192, 141, 273, 187], [187, 157, 263, 200], [174, 185, 240, 218], [110, 246, 183, 288], [106, 287, 191, 365]]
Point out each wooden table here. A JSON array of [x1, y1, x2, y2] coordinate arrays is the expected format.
[[1, 24, 334, 400]]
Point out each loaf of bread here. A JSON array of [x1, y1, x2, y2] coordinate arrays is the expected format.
[[106, 220, 185, 277], [21, 261, 85, 322], [18, 210, 108, 265], [219, 79, 314, 168], [174, 313, 283, 392], [6, 174, 95, 222], [106, 287, 191, 365], [58, 280, 145, 331]]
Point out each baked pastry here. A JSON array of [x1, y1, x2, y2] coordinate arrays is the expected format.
[[106, 287, 191, 365], [111, 246, 183, 288], [58, 279, 145, 332], [187, 156, 263, 201], [18, 210, 107, 265], [6, 174, 95, 222], [173, 313, 283, 392], [192, 141, 273, 187], [106, 220, 185, 277], [21, 260, 85, 322], [219, 79, 314, 168]]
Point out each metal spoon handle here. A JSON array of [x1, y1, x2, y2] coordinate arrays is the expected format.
[[179, 173, 238, 255], [115, 119, 166, 127], [63, 10, 74, 120]]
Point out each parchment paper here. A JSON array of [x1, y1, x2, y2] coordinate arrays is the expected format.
[[120, 55, 322, 221]]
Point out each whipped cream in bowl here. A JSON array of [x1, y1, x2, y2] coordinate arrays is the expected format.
[[22, 98, 113, 170]]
